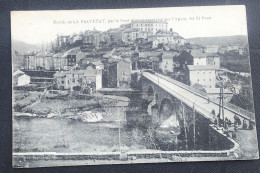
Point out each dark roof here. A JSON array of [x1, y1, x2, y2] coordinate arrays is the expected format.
[[44, 52, 54, 57], [68, 49, 79, 55], [190, 50, 208, 58], [53, 52, 65, 57], [123, 28, 139, 33]]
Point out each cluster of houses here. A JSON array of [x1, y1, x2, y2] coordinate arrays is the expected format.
[[203, 45, 248, 55], [15, 20, 247, 99], [52, 55, 132, 93], [16, 44, 238, 101], [53, 19, 185, 50], [23, 48, 82, 71]]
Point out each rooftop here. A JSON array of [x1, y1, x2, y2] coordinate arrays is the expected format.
[[156, 30, 173, 34], [91, 61, 103, 66], [103, 48, 115, 58], [44, 52, 54, 57], [190, 50, 208, 58], [123, 28, 140, 33], [13, 70, 25, 77], [187, 65, 219, 71], [53, 71, 66, 77], [68, 49, 80, 55], [53, 52, 65, 58], [68, 70, 87, 75], [54, 67, 100, 77], [149, 56, 160, 62], [162, 52, 179, 59]]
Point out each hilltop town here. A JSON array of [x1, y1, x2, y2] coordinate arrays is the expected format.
[[12, 9, 258, 167], [13, 19, 252, 112]]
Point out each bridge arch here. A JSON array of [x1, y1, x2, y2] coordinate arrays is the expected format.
[[146, 85, 157, 102], [147, 86, 154, 97], [159, 98, 172, 120], [159, 98, 174, 121], [159, 98, 180, 129]]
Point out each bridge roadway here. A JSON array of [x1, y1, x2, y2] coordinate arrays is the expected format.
[[142, 72, 255, 123]]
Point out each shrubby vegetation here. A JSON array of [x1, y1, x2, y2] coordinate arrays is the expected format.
[[13, 92, 40, 112]]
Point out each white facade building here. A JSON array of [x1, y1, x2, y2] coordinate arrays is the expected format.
[[187, 65, 218, 88], [192, 50, 220, 68], [13, 70, 30, 86], [131, 20, 168, 34], [204, 46, 219, 53]]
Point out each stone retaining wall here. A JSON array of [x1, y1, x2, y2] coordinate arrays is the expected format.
[[13, 125, 239, 162]]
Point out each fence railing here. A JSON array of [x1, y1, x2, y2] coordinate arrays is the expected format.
[[144, 72, 255, 122]]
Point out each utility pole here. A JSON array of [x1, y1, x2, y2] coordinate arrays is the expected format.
[[118, 107, 122, 159], [218, 84, 225, 127], [193, 102, 196, 149], [182, 102, 188, 150], [157, 72, 159, 86]]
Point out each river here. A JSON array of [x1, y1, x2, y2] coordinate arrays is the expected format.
[[13, 103, 232, 153], [13, 116, 148, 153]]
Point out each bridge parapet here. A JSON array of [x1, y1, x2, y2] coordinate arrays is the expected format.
[[142, 72, 255, 124]]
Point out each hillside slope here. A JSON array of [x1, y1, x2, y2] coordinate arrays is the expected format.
[[187, 35, 248, 46]]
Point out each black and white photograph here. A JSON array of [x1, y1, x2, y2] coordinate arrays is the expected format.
[[11, 5, 259, 168]]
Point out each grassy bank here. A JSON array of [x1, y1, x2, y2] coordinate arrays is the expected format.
[[13, 91, 42, 112]]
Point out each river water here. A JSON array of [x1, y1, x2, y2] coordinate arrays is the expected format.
[[13, 107, 231, 153], [13, 116, 148, 153]]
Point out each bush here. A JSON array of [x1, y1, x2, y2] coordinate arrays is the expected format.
[[14, 93, 39, 112]]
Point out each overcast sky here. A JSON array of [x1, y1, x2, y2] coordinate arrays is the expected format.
[[11, 5, 248, 45]]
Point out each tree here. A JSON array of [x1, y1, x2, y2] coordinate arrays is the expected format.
[[157, 43, 164, 49], [230, 86, 254, 112]]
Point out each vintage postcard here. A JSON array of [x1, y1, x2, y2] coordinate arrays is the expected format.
[[11, 5, 258, 168]]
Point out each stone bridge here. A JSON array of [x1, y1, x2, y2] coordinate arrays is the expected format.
[[140, 71, 255, 131], [141, 76, 196, 133]]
